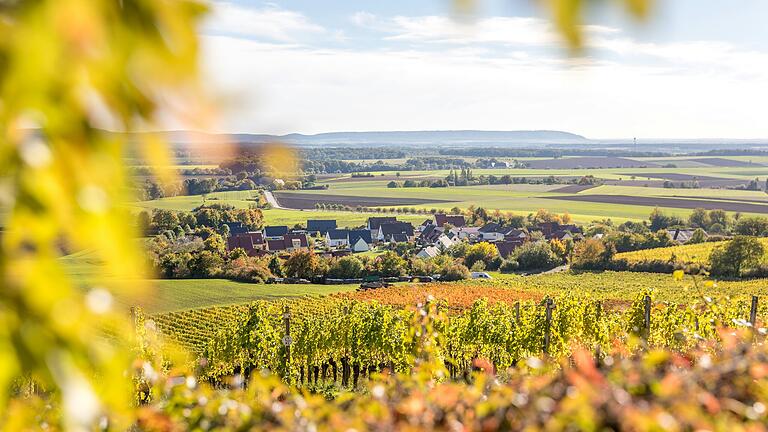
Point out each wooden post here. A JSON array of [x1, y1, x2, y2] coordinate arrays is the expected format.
[[543, 299, 553, 355], [282, 305, 292, 377], [750, 295, 759, 328], [595, 301, 602, 323], [643, 295, 651, 341], [594, 344, 601, 369], [514, 302, 521, 323]]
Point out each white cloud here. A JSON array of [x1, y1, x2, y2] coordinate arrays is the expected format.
[[195, 7, 768, 139], [204, 2, 325, 42]]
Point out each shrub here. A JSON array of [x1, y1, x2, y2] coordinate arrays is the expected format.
[[328, 256, 364, 279], [499, 259, 519, 273], [512, 241, 561, 271], [464, 242, 499, 269], [440, 263, 471, 281]]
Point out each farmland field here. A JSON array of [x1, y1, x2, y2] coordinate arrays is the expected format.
[[616, 238, 768, 265]]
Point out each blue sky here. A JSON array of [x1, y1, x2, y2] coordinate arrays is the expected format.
[[197, 1, 768, 139]]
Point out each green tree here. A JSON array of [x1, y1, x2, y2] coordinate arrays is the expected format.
[[328, 256, 364, 279], [710, 236, 765, 277], [376, 251, 407, 277], [734, 217, 768, 236], [688, 208, 710, 229]]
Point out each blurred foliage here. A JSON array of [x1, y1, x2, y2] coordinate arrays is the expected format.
[[0, 0, 206, 429]]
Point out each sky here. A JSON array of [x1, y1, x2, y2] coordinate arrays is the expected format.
[[197, 0, 768, 139]]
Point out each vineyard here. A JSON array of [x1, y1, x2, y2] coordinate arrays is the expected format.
[[615, 238, 768, 265], [149, 283, 767, 387]]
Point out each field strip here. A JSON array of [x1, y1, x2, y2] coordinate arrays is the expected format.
[[542, 194, 768, 213]]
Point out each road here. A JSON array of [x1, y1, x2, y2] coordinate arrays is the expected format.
[[263, 190, 287, 209]]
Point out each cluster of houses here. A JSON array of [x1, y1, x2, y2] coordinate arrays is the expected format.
[[224, 210, 588, 261]]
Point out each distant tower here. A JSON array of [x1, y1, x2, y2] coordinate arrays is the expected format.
[[634, 137, 637, 152]]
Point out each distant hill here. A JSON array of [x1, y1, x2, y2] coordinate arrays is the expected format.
[[156, 130, 589, 147]]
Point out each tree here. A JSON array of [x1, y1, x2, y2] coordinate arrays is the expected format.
[[710, 236, 765, 277], [735, 217, 768, 236], [464, 242, 499, 269], [387, 181, 401, 188], [376, 251, 407, 277], [328, 256, 364, 279], [153, 209, 181, 231], [688, 208, 710, 229], [512, 241, 561, 271], [688, 228, 708, 244], [284, 250, 324, 279], [268, 255, 284, 277], [708, 209, 729, 230], [572, 238, 608, 269]]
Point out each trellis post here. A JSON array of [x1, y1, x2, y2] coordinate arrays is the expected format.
[[543, 299, 553, 355], [282, 305, 292, 377], [643, 295, 651, 341], [750, 295, 759, 328]]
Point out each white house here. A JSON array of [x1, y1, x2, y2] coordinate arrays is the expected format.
[[416, 246, 440, 259], [325, 229, 350, 248], [435, 234, 456, 250]]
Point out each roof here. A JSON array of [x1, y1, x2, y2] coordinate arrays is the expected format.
[[495, 241, 519, 258], [391, 233, 410, 243], [380, 222, 414, 237], [284, 232, 309, 247], [479, 222, 502, 233], [264, 226, 289, 237], [349, 229, 372, 245], [418, 246, 440, 259], [327, 229, 349, 241], [224, 221, 248, 235], [307, 219, 337, 233], [368, 216, 397, 230], [266, 239, 286, 251], [550, 230, 573, 240], [435, 214, 466, 227], [504, 229, 528, 238], [227, 232, 264, 251], [436, 234, 455, 249]]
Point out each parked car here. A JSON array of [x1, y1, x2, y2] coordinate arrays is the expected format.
[[410, 276, 434, 283], [471, 272, 492, 279]]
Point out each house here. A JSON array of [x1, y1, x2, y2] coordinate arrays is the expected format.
[[537, 222, 581, 238], [416, 246, 441, 259], [226, 232, 265, 255], [434, 214, 466, 228], [451, 226, 481, 241], [377, 222, 415, 242], [495, 241, 520, 258], [504, 229, 528, 242], [479, 223, 505, 242], [550, 230, 574, 241], [266, 232, 308, 252], [264, 225, 289, 239], [667, 228, 703, 244], [307, 219, 337, 235], [435, 233, 457, 250], [419, 223, 443, 243], [349, 229, 373, 252], [367, 216, 397, 231], [224, 221, 248, 235], [326, 229, 350, 248]]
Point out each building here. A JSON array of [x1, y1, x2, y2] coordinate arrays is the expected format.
[[224, 221, 248, 235], [307, 219, 337, 235], [264, 225, 289, 239], [667, 228, 703, 244], [377, 221, 415, 242], [434, 214, 466, 228], [451, 226, 481, 241], [326, 229, 350, 248], [266, 232, 308, 252], [479, 223, 505, 241], [416, 246, 441, 259], [349, 229, 373, 252], [226, 232, 265, 255], [367, 216, 397, 231]]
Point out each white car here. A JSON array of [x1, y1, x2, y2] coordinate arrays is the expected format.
[[471, 272, 492, 279]]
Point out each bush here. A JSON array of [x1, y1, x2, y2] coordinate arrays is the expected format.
[[328, 256, 364, 279], [223, 257, 273, 283], [512, 241, 561, 271], [499, 260, 519, 273], [440, 263, 471, 281], [470, 261, 486, 272], [464, 242, 499, 269]]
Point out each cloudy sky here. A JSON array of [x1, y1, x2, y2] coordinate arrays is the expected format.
[[198, 0, 768, 139]]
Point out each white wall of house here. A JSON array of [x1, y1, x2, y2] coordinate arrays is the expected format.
[[481, 232, 504, 242], [352, 238, 370, 252]]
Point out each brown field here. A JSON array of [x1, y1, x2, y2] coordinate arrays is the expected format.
[[272, 192, 453, 209], [550, 184, 598, 193], [524, 157, 658, 169], [544, 194, 768, 213], [685, 158, 764, 167]]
